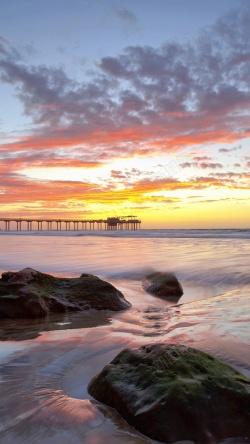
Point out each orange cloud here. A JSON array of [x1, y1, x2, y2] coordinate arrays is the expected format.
[[1, 171, 247, 211]]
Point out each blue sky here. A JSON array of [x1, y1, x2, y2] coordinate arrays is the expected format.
[[0, 0, 246, 133], [0, 0, 249, 227]]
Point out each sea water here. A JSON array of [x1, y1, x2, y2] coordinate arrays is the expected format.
[[0, 230, 249, 443]]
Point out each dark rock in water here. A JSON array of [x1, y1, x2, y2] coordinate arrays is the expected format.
[[0, 267, 131, 319], [88, 343, 250, 444], [142, 271, 183, 298]]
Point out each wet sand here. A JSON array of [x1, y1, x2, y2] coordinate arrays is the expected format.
[[0, 282, 249, 444], [0, 234, 249, 443]]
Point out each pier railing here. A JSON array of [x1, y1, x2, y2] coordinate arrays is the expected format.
[[0, 217, 141, 231]]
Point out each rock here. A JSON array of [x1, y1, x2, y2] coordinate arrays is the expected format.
[[88, 343, 250, 444], [0, 267, 131, 319], [174, 442, 195, 444], [142, 271, 183, 298]]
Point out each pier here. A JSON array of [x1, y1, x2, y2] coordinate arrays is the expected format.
[[0, 216, 141, 231]]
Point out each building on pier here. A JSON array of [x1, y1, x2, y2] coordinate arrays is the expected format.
[[0, 216, 141, 232], [107, 216, 140, 230]]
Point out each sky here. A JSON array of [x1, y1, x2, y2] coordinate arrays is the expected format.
[[0, 0, 250, 229]]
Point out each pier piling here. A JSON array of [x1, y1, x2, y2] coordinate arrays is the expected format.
[[0, 216, 141, 232]]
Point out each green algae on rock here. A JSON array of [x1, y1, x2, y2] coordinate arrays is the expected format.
[[88, 343, 250, 444], [0, 268, 131, 319]]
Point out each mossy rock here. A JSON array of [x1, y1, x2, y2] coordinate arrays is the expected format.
[[0, 268, 131, 319], [88, 343, 250, 444], [142, 272, 183, 299]]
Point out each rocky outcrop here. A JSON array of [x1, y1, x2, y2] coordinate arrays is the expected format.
[[142, 271, 183, 299], [0, 268, 131, 319], [88, 343, 250, 444]]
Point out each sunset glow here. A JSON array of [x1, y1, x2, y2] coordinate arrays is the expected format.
[[0, 0, 250, 228]]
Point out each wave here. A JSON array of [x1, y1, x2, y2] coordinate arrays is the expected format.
[[78, 228, 250, 239], [1, 228, 250, 239], [107, 267, 250, 288], [0, 232, 249, 298]]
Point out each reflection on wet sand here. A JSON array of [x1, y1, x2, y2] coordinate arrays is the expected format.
[[0, 310, 111, 341], [0, 326, 156, 443], [0, 233, 249, 443], [0, 283, 249, 443], [0, 287, 250, 444]]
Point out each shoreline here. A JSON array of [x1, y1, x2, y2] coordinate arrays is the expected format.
[[0, 228, 250, 239], [0, 233, 249, 442], [0, 285, 249, 444]]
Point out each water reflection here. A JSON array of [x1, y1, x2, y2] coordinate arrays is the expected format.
[[0, 310, 111, 341], [0, 234, 249, 443], [0, 287, 249, 443]]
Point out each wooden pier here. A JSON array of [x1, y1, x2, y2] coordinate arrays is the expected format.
[[0, 216, 141, 231]]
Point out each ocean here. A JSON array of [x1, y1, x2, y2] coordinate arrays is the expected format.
[[0, 229, 249, 444]]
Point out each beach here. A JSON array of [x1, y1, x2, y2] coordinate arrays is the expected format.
[[0, 230, 249, 443]]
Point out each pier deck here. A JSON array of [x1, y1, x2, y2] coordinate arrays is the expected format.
[[0, 216, 141, 231]]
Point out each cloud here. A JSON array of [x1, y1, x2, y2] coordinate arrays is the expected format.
[[181, 162, 192, 168], [206, 170, 250, 188], [219, 145, 242, 153], [110, 169, 127, 180], [199, 162, 223, 169], [112, 7, 139, 38], [1, 3, 250, 214], [0, 3, 250, 161], [189, 196, 249, 204], [193, 156, 212, 161], [0, 148, 103, 170], [114, 7, 138, 24], [181, 161, 223, 169], [1, 158, 248, 218]]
